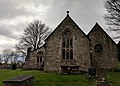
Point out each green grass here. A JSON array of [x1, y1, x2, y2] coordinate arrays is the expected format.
[[107, 72, 120, 86], [0, 70, 120, 86], [0, 69, 94, 86]]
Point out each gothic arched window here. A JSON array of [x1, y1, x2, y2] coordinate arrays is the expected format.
[[37, 51, 43, 63], [62, 30, 73, 59]]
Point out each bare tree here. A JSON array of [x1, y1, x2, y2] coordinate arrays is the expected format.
[[10, 50, 20, 63], [2, 49, 23, 63], [15, 43, 28, 55], [104, 0, 120, 39], [16, 20, 50, 55], [0, 54, 2, 62], [2, 49, 12, 63]]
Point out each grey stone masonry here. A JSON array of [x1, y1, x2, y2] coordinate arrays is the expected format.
[[24, 12, 118, 72], [44, 13, 91, 72], [3, 75, 34, 86], [88, 23, 118, 69]]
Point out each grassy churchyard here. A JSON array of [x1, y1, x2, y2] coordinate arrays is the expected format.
[[0, 69, 120, 86]]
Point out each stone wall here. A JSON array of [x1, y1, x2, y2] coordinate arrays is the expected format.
[[0, 63, 11, 69], [88, 23, 118, 69], [44, 15, 91, 72], [23, 47, 45, 69]]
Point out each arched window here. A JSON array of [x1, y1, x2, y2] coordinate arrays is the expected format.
[[36, 51, 43, 63], [62, 30, 73, 59], [94, 44, 103, 52]]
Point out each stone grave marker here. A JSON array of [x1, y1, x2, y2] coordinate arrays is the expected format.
[[97, 68, 106, 81], [96, 68, 112, 86], [88, 67, 96, 77]]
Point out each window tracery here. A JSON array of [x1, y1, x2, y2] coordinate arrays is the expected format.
[[62, 30, 73, 59]]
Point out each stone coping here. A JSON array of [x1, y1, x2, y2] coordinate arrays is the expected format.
[[60, 65, 81, 67], [96, 81, 112, 86], [3, 75, 34, 83]]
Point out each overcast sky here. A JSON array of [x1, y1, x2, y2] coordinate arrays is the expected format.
[[0, 0, 116, 53]]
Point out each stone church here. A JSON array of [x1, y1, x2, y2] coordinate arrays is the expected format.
[[23, 11, 118, 72]]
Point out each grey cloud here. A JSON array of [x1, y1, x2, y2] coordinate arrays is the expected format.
[[33, 0, 52, 6], [0, 25, 20, 40], [0, 0, 39, 19], [0, 0, 106, 37], [0, 43, 15, 52], [0, 0, 112, 52], [45, 0, 106, 33]]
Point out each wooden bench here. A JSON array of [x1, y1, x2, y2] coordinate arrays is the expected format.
[[60, 66, 81, 74], [3, 75, 34, 86]]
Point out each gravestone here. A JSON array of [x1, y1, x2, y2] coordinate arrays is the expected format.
[[96, 68, 112, 86], [11, 63, 16, 70], [88, 67, 96, 76], [97, 68, 106, 81]]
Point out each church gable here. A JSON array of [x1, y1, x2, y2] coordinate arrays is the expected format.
[[44, 12, 91, 72], [88, 22, 116, 45], [88, 22, 118, 68], [45, 11, 89, 42]]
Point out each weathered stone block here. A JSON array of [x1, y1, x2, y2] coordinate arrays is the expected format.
[[3, 76, 34, 86], [96, 81, 112, 86]]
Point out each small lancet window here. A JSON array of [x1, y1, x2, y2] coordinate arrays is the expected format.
[[37, 56, 39, 62], [40, 56, 42, 62], [62, 49, 65, 59], [70, 49, 73, 59]]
